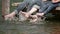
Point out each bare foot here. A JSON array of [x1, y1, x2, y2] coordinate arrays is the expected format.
[[29, 15, 38, 23], [21, 12, 30, 18], [4, 14, 14, 20], [36, 13, 44, 17], [19, 12, 30, 21]]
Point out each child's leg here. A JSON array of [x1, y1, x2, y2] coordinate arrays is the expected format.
[[43, 4, 57, 15], [21, 5, 40, 18], [36, 3, 57, 17], [4, 10, 23, 20], [4, 1, 29, 20], [4, 10, 17, 20]]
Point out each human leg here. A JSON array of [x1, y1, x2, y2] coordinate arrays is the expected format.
[[21, 5, 40, 18], [36, 3, 57, 17], [4, 0, 29, 20]]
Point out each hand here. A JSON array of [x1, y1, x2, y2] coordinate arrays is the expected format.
[[21, 12, 30, 18], [52, 0, 60, 3]]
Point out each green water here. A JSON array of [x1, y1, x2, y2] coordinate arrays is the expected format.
[[0, 20, 60, 34]]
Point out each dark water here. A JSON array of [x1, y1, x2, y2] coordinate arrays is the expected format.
[[0, 18, 60, 34]]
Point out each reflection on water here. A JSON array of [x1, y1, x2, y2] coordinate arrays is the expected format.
[[45, 21, 60, 34], [0, 20, 60, 34]]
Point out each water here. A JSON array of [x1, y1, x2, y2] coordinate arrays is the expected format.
[[0, 18, 60, 34]]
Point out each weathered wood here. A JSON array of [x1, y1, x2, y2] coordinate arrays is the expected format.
[[2, 0, 10, 16]]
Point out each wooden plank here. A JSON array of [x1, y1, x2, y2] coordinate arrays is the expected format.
[[2, 0, 10, 17]]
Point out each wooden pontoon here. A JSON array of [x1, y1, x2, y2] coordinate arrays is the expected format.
[[2, 0, 10, 18]]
